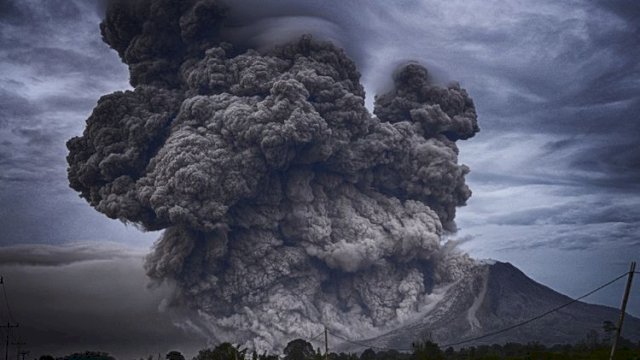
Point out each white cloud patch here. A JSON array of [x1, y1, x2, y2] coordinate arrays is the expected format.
[[0, 242, 144, 266]]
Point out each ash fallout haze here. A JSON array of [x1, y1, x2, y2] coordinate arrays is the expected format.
[[0, 0, 639, 358]]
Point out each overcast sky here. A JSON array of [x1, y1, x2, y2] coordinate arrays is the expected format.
[[0, 0, 639, 358]]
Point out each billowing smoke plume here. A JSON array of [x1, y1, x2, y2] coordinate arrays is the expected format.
[[67, 0, 479, 350]]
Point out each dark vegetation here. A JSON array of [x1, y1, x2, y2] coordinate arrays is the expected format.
[[37, 334, 640, 360]]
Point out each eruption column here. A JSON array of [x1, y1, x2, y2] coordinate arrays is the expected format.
[[67, 0, 480, 350]]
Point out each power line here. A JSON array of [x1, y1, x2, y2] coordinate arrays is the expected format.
[[295, 329, 326, 350], [0, 279, 16, 324], [0, 277, 21, 357], [11, 340, 26, 360], [328, 331, 412, 352], [327, 270, 630, 352], [306, 330, 325, 343], [0, 323, 19, 360], [0, 278, 5, 324]]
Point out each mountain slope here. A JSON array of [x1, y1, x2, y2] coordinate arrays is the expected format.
[[336, 261, 640, 351]]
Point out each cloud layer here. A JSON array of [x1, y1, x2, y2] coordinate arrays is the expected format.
[[0, 243, 206, 360], [0, 0, 638, 354]]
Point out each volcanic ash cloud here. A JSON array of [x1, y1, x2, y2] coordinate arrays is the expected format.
[[66, 0, 480, 350]]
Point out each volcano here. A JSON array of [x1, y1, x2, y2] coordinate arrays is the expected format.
[[335, 261, 640, 350]]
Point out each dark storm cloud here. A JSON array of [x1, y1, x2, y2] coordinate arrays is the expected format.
[[495, 222, 639, 252], [218, 0, 395, 59], [541, 71, 638, 185], [0, 0, 143, 245], [0, 182, 159, 246], [488, 200, 640, 227], [453, 1, 640, 120], [0, 1, 88, 52], [369, 0, 640, 192], [469, 131, 640, 190], [0, 0, 126, 182], [0, 0, 82, 25], [6, 47, 123, 79], [407, 0, 640, 189], [0, 0, 30, 25], [0, 89, 37, 123]]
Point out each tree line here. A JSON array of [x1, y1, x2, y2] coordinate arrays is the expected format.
[[37, 333, 640, 360]]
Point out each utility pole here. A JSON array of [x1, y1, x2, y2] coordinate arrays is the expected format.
[[324, 326, 328, 360], [609, 261, 636, 360], [18, 352, 28, 360], [11, 341, 25, 360], [0, 323, 18, 360]]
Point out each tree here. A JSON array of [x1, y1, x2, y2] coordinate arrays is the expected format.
[[283, 339, 315, 360], [257, 353, 278, 360], [359, 349, 376, 360], [602, 320, 616, 344], [584, 329, 600, 349], [167, 351, 185, 360], [412, 340, 443, 360], [59, 352, 115, 360], [193, 343, 246, 360]]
